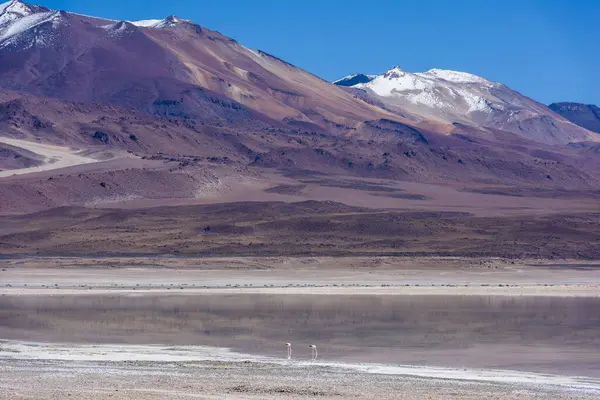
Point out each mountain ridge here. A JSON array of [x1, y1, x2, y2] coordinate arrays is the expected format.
[[0, 1, 599, 215], [1, 0, 596, 146], [0, 0, 406, 135], [549, 102, 600, 134]]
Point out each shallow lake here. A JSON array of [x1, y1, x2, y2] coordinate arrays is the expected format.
[[1, 294, 599, 377]]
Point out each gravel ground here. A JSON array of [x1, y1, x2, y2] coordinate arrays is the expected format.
[[1, 358, 598, 400]]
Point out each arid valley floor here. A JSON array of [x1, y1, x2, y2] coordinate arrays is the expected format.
[[2, 162, 600, 400]]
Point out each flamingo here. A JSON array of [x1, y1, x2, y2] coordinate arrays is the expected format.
[[309, 344, 317, 360], [285, 342, 292, 359]]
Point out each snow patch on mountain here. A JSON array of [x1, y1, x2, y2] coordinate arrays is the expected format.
[[0, 0, 34, 28], [0, 10, 64, 49], [131, 19, 163, 27], [0, 1, 68, 49], [454, 88, 492, 112], [423, 69, 494, 85], [0, 1, 10, 13], [131, 16, 186, 28], [0, 0, 31, 16], [1, 11, 49, 40], [362, 67, 431, 94]]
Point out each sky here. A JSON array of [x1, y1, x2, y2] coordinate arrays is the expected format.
[[40, 0, 600, 105]]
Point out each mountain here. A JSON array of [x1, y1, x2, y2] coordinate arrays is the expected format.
[[0, 1, 599, 215], [0, 0, 397, 132], [0, 0, 595, 146], [335, 66, 597, 145], [549, 102, 600, 134]]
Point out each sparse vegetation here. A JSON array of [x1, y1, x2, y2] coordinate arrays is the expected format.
[[0, 201, 599, 258]]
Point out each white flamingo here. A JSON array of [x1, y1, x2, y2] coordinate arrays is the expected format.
[[285, 342, 292, 359], [309, 344, 317, 360]]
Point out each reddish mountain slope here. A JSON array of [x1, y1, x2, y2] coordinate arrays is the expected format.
[[0, 1, 397, 133], [0, 1, 598, 216]]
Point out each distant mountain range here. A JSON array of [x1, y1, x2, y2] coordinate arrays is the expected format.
[[0, 0, 599, 214], [549, 102, 600, 134]]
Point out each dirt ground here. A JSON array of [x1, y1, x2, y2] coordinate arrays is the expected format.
[[2, 256, 600, 294], [2, 357, 598, 400], [1, 201, 600, 258]]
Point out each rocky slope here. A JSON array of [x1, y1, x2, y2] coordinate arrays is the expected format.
[[0, 0, 398, 134]]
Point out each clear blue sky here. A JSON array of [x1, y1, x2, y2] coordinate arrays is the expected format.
[[40, 0, 600, 105]]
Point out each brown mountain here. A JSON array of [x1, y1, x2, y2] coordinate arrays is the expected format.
[[0, 0, 599, 221], [0, 0, 399, 132]]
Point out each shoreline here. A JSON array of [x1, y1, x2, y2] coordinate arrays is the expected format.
[[2, 283, 599, 297], [2, 256, 600, 297], [2, 340, 600, 394]]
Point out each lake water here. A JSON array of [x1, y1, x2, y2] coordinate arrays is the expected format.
[[1, 294, 599, 377]]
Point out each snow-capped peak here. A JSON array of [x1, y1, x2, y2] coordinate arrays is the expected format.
[[0, 0, 63, 49], [0, 0, 30, 15], [341, 65, 498, 114], [0, 0, 37, 28], [1, 1, 191, 32], [382, 66, 408, 79], [0, 1, 193, 50], [130, 19, 162, 28], [359, 66, 432, 95]]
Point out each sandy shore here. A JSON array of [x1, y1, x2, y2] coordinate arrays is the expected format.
[[2, 284, 599, 297], [2, 256, 600, 297], [1, 341, 599, 400]]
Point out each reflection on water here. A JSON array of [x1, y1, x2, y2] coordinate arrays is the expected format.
[[1, 295, 599, 376]]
